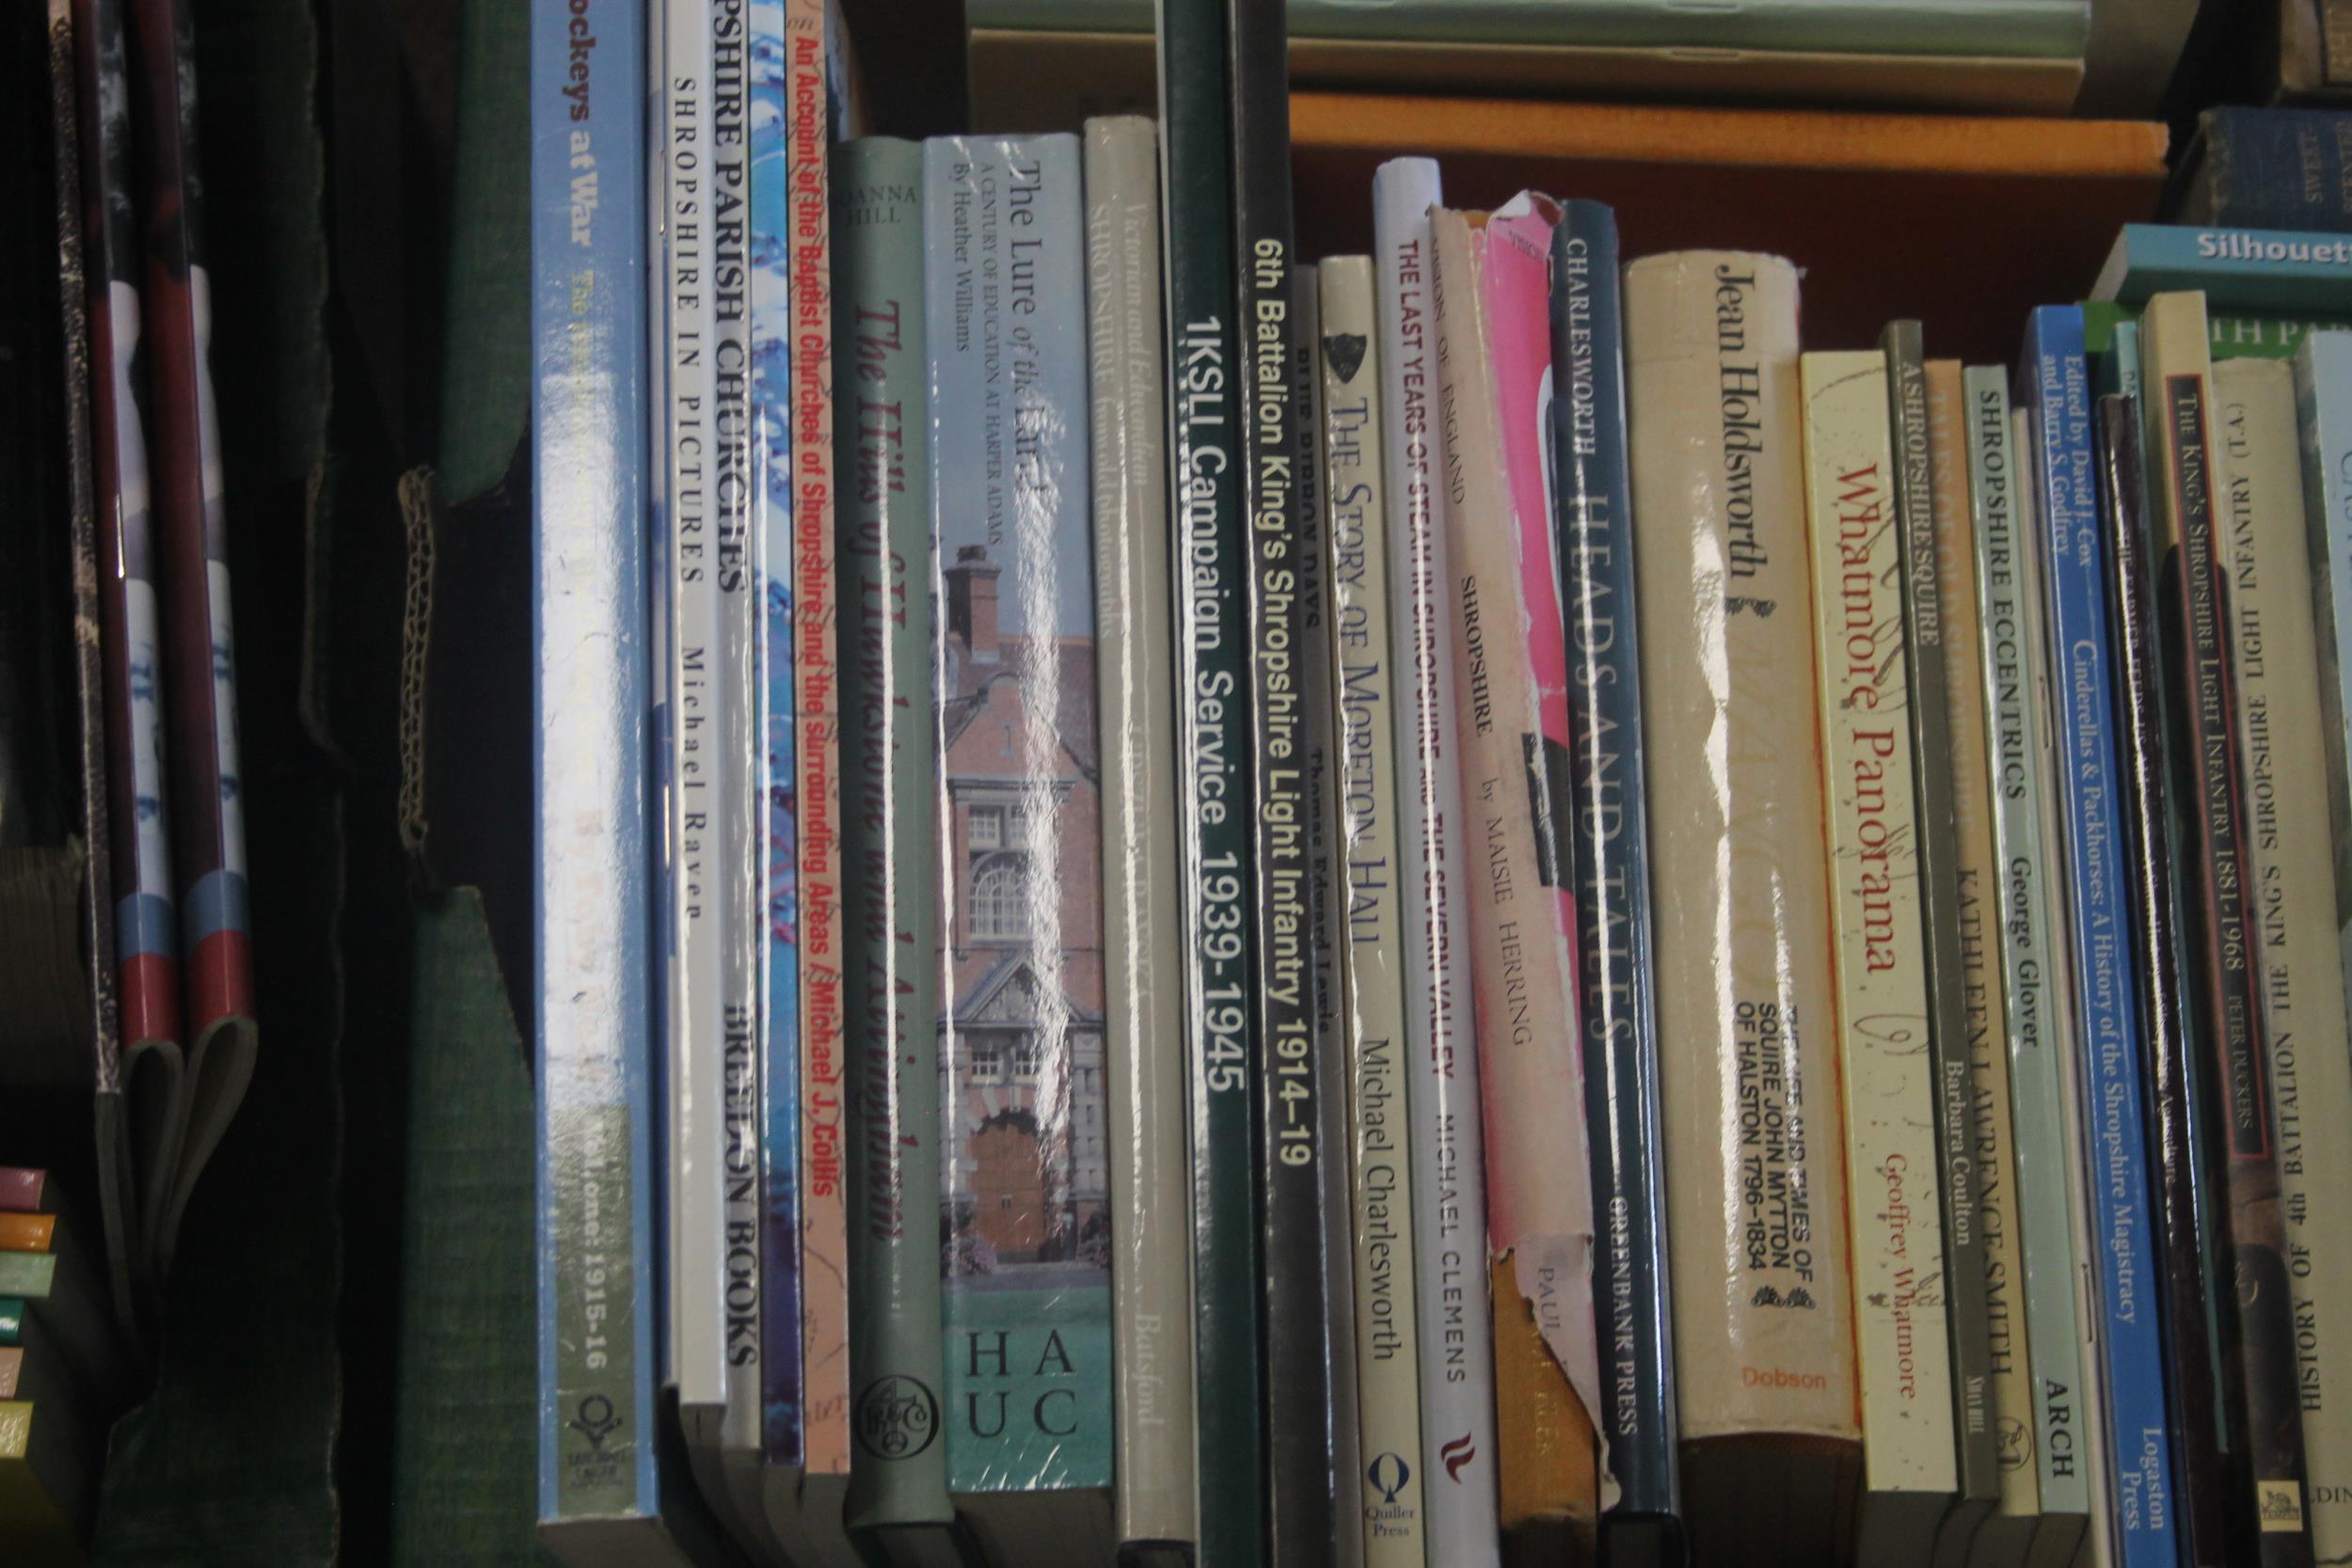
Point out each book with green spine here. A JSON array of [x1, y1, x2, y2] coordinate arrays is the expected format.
[[1154, 0, 1265, 1551], [831, 135, 960, 1560]]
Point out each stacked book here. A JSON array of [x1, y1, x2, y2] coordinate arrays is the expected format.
[[525, 3, 2352, 1568], [0, 1170, 127, 1566]]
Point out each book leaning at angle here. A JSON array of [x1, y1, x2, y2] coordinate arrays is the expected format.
[[1964, 366, 2093, 1568], [924, 134, 1115, 1568], [831, 136, 960, 1566], [1623, 250, 1858, 1568], [530, 0, 723, 1556], [1370, 155, 1502, 1568], [2294, 329, 2352, 1561], [1319, 254, 1430, 1568], [1084, 113, 1200, 1565], [1799, 348, 1960, 1568], [1925, 358, 2038, 1568], [2140, 291, 2312, 1562], [1431, 195, 1604, 1557], [2218, 353, 2352, 1566]]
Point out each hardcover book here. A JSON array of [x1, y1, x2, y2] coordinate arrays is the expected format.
[[1320, 253, 1430, 1568], [1431, 195, 1603, 1555], [2296, 329, 2352, 1098], [1623, 251, 1858, 1568], [2217, 353, 2352, 1563], [1084, 113, 1200, 1562], [2015, 306, 2177, 1568], [2141, 291, 2312, 1563], [1883, 323, 2000, 1566], [2092, 224, 2352, 315], [1927, 359, 2038, 1568], [1963, 365, 2093, 1568], [1157, 0, 1265, 1555], [1549, 199, 1681, 1560], [1799, 348, 1960, 1568], [2170, 108, 2352, 233], [1371, 155, 1502, 1568], [832, 136, 957, 1555], [923, 133, 1115, 1568]]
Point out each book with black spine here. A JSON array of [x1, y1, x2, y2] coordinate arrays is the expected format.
[[1549, 198, 1681, 1566], [1882, 320, 1999, 1568], [1225, 0, 1339, 1548], [1153, 0, 1263, 1553]]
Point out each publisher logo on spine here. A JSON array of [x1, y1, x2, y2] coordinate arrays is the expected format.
[[855, 1374, 941, 1460]]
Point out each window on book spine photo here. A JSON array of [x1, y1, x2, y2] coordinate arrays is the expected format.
[[968, 852, 1032, 939]]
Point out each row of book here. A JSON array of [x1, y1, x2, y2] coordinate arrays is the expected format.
[[527, 1, 2352, 1566], [9, 0, 262, 1338], [0, 1171, 124, 1564]]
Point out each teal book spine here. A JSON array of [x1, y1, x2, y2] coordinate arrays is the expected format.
[[2092, 225, 2352, 315], [923, 132, 1114, 1497], [966, 0, 2088, 55], [834, 137, 957, 1537]]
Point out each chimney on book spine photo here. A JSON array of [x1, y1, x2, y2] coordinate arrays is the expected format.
[[946, 544, 1001, 664]]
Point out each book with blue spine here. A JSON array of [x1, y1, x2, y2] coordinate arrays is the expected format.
[[749, 0, 808, 1531], [2170, 109, 2352, 234], [530, 0, 719, 1559], [1547, 201, 1678, 1560], [2012, 307, 2178, 1568], [924, 132, 1115, 1568], [2091, 224, 2352, 315]]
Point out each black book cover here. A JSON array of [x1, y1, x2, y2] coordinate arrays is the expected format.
[[2102, 390, 2237, 1568], [2149, 363, 2314, 1562], [1226, 0, 1338, 1559]]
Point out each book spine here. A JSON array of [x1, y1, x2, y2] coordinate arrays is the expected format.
[[2014, 306, 2177, 1568], [749, 0, 804, 1478], [786, 0, 851, 1485], [72, 0, 180, 1058], [2100, 228, 2352, 317], [1549, 198, 1678, 1540], [2218, 354, 2352, 1562], [1436, 197, 1603, 1547], [2296, 333, 2352, 1088], [1371, 156, 1502, 1568], [710, 0, 768, 1517], [124, 0, 253, 1054], [2193, 112, 2352, 232], [832, 136, 953, 1534], [1156, 0, 1265, 1550], [1801, 349, 1960, 1506], [1296, 265, 1369, 1568], [924, 133, 1113, 1499], [2142, 293, 2313, 1563], [1319, 254, 1429, 1568], [1623, 251, 1857, 1444], [1884, 323, 2001, 1521], [659, 0, 730, 1457], [530, 0, 658, 1525], [2096, 391, 2233, 1568], [1225, 0, 1334, 1553], [1964, 364, 2093, 1529], [1085, 113, 1200, 1556], [1928, 358, 2038, 1541]]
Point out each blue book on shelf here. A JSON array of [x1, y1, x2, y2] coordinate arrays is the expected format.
[[2171, 107, 2352, 233], [2013, 307, 2178, 1568], [2090, 222, 2352, 314]]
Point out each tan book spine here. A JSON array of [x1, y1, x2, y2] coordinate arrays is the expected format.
[[2217, 355, 2352, 1561], [1802, 351, 1960, 1554], [1623, 251, 1857, 1443], [1928, 360, 2040, 1545], [1430, 203, 1599, 1547]]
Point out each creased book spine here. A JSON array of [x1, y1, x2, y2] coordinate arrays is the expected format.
[[1928, 357, 2039, 1565], [2015, 308, 2175, 1568], [1966, 364, 2092, 1560], [1085, 113, 1200, 1558], [1624, 251, 1858, 1445], [1321, 254, 1429, 1568], [2220, 354, 2352, 1564], [1372, 156, 1502, 1568], [924, 134, 1114, 1531], [1801, 349, 1959, 1564], [833, 136, 955, 1541], [1432, 199, 1601, 1551]]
